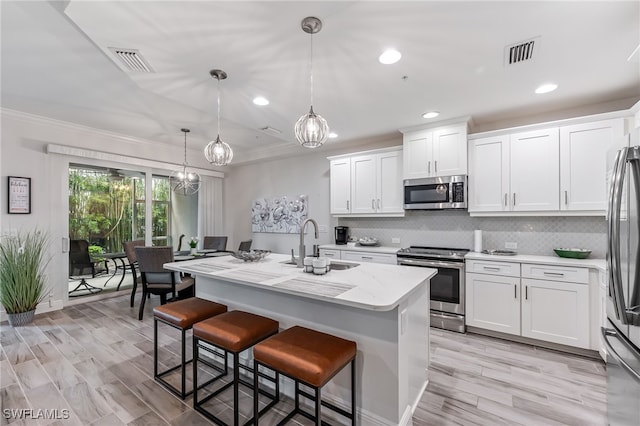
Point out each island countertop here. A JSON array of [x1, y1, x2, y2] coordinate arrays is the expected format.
[[164, 253, 435, 312]]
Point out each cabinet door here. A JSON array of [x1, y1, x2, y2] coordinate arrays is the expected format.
[[377, 150, 404, 213], [350, 155, 377, 214], [330, 158, 351, 214], [468, 135, 510, 212], [403, 130, 432, 179], [466, 272, 520, 335], [433, 124, 468, 176], [521, 278, 589, 348], [510, 128, 560, 211], [560, 119, 624, 212]]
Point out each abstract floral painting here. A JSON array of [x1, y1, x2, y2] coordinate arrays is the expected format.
[[251, 195, 308, 233]]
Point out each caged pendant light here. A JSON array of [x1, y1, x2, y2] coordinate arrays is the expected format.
[[204, 69, 233, 166], [170, 128, 201, 195], [294, 16, 330, 149]]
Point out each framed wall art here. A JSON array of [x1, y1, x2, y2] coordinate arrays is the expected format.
[[8, 176, 31, 214], [251, 195, 307, 233]]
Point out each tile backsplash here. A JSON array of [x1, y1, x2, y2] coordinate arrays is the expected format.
[[339, 211, 607, 258]]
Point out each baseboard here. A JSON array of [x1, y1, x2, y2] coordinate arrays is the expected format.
[[0, 299, 63, 323]]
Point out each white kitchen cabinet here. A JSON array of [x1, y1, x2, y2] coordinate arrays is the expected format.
[[329, 157, 351, 214], [509, 127, 560, 211], [318, 249, 341, 259], [468, 127, 559, 213], [468, 135, 510, 212], [328, 147, 404, 216], [521, 278, 590, 349], [402, 123, 467, 179], [341, 250, 397, 265], [560, 118, 624, 211], [466, 272, 521, 335]]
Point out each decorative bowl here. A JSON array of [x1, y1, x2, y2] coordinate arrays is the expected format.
[[231, 249, 271, 262], [553, 248, 591, 259], [358, 237, 379, 247]]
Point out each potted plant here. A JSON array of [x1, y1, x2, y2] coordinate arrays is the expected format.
[[0, 230, 50, 326], [188, 237, 199, 255]]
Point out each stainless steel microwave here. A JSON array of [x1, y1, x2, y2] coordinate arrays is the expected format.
[[403, 175, 467, 210]]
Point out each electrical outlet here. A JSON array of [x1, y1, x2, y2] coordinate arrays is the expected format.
[[318, 225, 328, 233], [392, 237, 401, 244], [505, 242, 518, 250]]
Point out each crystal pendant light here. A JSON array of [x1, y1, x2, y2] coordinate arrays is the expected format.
[[204, 69, 233, 166], [294, 16, 329, 149], [170, 128, 201, 195]]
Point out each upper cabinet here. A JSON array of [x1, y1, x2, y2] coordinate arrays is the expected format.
[[402, 123, 468, 179], [328, 147, 404, 217], [468, 116, 625, 215]]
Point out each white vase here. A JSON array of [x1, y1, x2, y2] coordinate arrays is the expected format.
[[190, 247, 197, 255]]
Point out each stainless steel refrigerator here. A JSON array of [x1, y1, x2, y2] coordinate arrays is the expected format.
[[604, 133, 640, 425]]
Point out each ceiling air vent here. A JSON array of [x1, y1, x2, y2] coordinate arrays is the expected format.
[[504, 38, 537, 65], [108, 47, 154, 72]]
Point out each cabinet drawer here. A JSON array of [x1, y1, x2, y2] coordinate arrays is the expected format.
[[341, 251, 397, 265], [319, 249, 341, 259], [521, 263, 588, 284], [466, 260, 520, 277]]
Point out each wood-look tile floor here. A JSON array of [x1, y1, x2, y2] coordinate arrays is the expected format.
[[1, 293, 607, 425]]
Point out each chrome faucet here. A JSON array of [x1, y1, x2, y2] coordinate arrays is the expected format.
[[297, 218, 319, 267]]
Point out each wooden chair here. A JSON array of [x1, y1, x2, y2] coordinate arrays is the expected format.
[[203, 236, 228, 251], [68, 239, 104, 296], [134, 246, 194, 320], [238, 239, 252, 252], [122, 239, 145, 307]]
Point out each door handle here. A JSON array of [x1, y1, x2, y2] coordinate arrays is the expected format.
[[513, 193, 516, 206], [377, 199, 381, 209], [346, 200, 349, 210], [428, 161, 431, 174], [602, 327, 640, 383], [564, 190, 568, 205], [435, 160, 438, 174], [525, 285, 528, 300], [514, 284, 517, 299], [372, 199, 375, 209], [504, 193, 508, 207]]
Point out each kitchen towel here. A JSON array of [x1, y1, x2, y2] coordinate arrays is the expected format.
[[474, 230, 483, 252]]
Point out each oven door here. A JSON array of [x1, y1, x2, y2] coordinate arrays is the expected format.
[[397, 258, 465, 314]]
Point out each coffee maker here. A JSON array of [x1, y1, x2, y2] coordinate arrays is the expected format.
[[334, 226, 350, 245]]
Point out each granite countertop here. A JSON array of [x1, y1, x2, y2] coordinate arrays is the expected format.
[[318, 244, 400, 254], [465, 252, 606, 272], [164, 253, 435, 311]]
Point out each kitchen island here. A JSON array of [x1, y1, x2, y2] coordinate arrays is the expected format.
[[165, 253, 435, 426]]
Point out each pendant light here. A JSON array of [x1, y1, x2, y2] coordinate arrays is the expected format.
[[170, 128, 201, 195], [204, 69, 233, 166], [294, 16, 329, 149]]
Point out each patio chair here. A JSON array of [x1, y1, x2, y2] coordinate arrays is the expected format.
[[134, 246, 195, 320], [68, 239, 104, 297]]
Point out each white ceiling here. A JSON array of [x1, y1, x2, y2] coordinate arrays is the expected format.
[[2, 1, 639, 166]]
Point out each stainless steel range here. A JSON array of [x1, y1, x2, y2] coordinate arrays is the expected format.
[[397, 246, 469, 333]]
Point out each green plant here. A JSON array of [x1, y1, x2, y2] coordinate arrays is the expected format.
[[0, 230, 50, 314]]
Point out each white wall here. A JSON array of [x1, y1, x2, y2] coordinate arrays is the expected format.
[[223, 136, 401, 254]]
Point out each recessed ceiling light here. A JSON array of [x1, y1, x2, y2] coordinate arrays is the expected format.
[[253, 96, 269, 106], [422, 111, 440, 119], [328, 132, 338, 138], [534, 83, 558, 94], [379, 49, 402, 65]]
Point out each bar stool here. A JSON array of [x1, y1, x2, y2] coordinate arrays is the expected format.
[[252, 326, 357, 425], [193, 310, 280, 426], [153, 297, 228, 399]]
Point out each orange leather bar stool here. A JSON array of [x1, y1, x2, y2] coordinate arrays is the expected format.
[[193, 311, 280, 426], [153, 297, 227, 399], [252, 326, 357, 425]]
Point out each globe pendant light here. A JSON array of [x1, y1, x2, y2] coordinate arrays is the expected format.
[[204, 69, 233, 166], [294, 16, 329, 149], [170, 128, 201, 195]]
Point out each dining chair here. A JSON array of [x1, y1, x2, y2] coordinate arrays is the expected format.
[[238, 239, 252, 252], [69, 239, 104, 296], [134, 246, 195, 320], [202, 236, 228, 251], [123, 239, 145, 307]]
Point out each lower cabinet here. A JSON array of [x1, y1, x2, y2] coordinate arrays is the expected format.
[[521, 278, 589, 348], [466, 259, 592, 349], [318, 248, 397, 265], [466, 272, 521, 335]]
